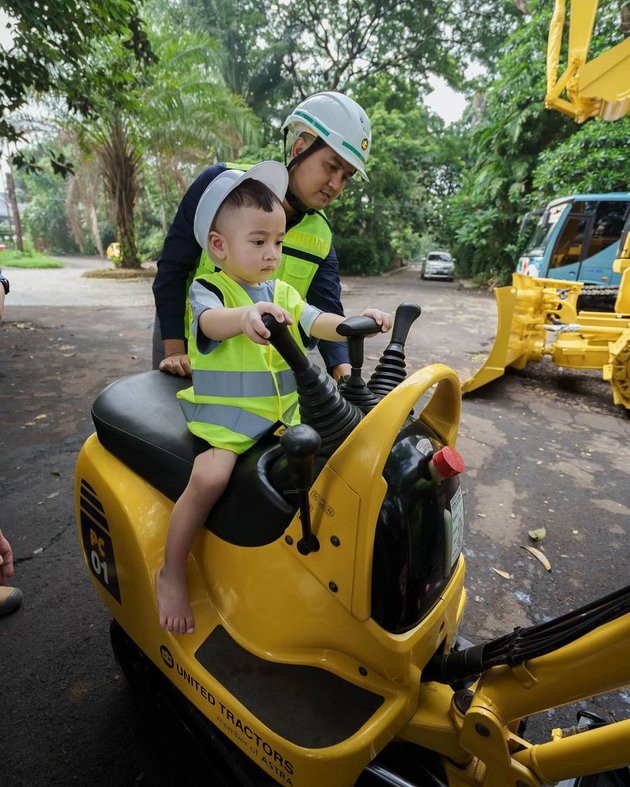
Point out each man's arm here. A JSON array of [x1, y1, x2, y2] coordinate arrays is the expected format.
[[152, 163, 226, 373], [303, 242, 351, 379]]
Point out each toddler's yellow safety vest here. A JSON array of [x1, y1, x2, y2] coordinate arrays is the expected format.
[[178, 271, 306, 454]]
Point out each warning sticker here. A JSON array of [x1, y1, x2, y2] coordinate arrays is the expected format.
[[449, 486, 464, 569]]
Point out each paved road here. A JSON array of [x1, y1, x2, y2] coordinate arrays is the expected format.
[[1, 264, 629, 785]]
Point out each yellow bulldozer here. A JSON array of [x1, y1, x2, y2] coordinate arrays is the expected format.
[[463, 0, 630, 409]]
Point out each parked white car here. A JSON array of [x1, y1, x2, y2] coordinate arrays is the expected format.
[[421, 251, 455, 281]]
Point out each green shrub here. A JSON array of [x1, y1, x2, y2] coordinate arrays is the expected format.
[[335, 235, 387, 275]]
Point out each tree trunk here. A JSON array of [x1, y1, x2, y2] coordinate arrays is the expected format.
[[6, 170, 24, 252], [156, 154, 168, 233], [89, 205, 105, 259], [65, 176, 87, 253], [98, 115, 142, 269]]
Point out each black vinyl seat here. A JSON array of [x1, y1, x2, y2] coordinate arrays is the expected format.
[[91, 371, 295, 546]]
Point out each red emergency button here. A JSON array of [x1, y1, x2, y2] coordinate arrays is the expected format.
[[431, 447, 465, 479]]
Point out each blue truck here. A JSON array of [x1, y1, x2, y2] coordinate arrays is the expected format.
[[517, 192, 630, 308]]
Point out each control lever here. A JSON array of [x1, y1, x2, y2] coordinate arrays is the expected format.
[[336, 316, 382, 413], [261, 313, 363, 456], [367, 303, 421, 396], [280, 424, 321, 555]]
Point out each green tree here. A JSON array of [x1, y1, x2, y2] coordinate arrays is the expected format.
[[268, 0, 460, 98], [328, 88, 447, 274], [0, 0, 153, 174], [445, 4, 569, 282], [21, 156, 79, 254], [446, 0, 627, 283], [156, 0, 292, 128], [532, 116, 630, 199], [70, 29, 258, 267]]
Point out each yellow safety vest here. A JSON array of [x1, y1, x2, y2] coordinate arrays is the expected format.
[[178, 271, 306, 454], [186, 163, 332, 338]]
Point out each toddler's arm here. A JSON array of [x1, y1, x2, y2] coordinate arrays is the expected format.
[[199, 302, 293, 346]]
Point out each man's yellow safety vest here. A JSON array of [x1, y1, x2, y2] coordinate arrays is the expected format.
[[178, 271, 306, 454]]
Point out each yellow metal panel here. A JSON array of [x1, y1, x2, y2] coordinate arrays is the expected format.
[[281, 464, 362, 613], [514, 719, 630, 783], [578, 35, 630, 104], [546, 0, 566, 96], [476, 614, 630, 724], [567, 0, 598, 66], [76, 435, 456, 786], [398, 681, 470, 762], [603, 327, 630, 406]]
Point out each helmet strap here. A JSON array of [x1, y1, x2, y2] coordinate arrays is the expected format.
[[286, 133, 326, 172], [284, 134, 326, 214]]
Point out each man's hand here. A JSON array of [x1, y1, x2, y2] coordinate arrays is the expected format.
[[159, 353, 192, 377], [241, 302, 293, 345], [159, 338, 191, 377], [0, 529, 15, 585], [331, 363, 351, 382]]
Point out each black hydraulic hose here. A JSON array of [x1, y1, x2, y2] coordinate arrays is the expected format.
[[502, 584, 630, 664], [423, 583, 630, 684]]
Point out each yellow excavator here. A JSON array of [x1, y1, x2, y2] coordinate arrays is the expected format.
[[463, 0, 630, 409]]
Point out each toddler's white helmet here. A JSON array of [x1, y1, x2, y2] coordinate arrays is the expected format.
[[281, 92, 371, 181]]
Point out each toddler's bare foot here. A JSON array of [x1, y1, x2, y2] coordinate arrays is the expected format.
[[157, 566, 194, 634]]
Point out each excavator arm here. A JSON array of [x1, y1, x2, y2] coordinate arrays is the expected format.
[[546, 0, 630, 122]]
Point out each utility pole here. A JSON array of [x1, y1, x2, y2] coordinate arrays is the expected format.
[[6, 169, 23, 252]]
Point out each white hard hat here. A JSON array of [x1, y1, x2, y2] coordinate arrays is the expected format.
[[281, 92, 371, 181], [194, 161, 288, 255]]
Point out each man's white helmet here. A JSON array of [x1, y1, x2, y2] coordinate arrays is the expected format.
[[281, 92, 372, 181]]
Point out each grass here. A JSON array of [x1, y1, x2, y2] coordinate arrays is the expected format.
[[0, 249, 64, 268], [83, 266, 155, 279]]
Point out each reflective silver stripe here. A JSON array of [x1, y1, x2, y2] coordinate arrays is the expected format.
[[191, 369, 296, 398], [276, 369, 297, 396], [179, 401, 277, 438]]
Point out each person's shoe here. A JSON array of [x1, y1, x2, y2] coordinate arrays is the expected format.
[[0, 585, 23, 617]]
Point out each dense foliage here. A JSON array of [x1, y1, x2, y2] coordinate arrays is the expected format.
[[532, 116, 630, 199], [3, 0, 628, 277], [0, 0, 153, 174], [446, 0, 629, 283]]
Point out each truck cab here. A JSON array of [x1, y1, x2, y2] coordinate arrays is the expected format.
[[517, 193, 630, 286]]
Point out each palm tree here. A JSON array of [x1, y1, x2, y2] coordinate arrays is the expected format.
[[75, 30, 259, 268]]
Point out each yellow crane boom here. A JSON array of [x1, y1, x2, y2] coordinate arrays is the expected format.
[[546, 0, 630, 122]]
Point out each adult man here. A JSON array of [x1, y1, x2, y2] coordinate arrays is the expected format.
[[152, 91, 372, 381]]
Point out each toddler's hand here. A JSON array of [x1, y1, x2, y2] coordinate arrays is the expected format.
[[361, 308, 392, 335], [242, 302, 293, 345]]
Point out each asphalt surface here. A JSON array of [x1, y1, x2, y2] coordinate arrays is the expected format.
[[1, 260, 629, 786]]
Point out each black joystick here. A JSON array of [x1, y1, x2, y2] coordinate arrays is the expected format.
[[280, 424, 321, 555], [336, 315, 382, 414], [367, 303, 421, 397], [262, 314, 363, 456]]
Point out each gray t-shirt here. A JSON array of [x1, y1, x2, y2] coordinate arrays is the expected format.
[[189, 278, 321, 354]]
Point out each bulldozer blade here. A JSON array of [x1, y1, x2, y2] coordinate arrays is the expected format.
[[462, 274, 582, 395]]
